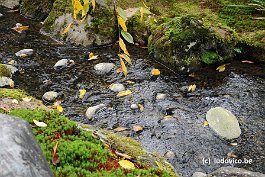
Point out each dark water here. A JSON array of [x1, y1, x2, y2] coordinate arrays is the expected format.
[[1, 6, 265, 176]]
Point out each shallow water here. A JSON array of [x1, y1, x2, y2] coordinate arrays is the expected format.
[[0, 6, 264, 176]]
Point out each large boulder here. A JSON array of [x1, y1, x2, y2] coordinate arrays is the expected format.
[[0, 114, 54, 177], [0, 0, 19, 9]]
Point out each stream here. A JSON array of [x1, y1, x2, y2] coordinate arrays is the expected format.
[[1, 6, 265, 176]]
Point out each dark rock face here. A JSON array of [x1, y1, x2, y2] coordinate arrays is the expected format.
[[208, 167, 265, 177], [0, 114, 54, 177]]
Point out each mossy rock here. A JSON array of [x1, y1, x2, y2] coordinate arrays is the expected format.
[[0, 64, 12, 77]]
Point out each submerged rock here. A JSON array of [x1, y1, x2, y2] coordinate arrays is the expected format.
[[94, 63, 115, 74], [54, 59, 74, 69], [0, 77, 13, 87], [206, 107, 241, 139], [0, 114, 54, 177], [208, 166, 265, 177], [15, 49, 34, 57], [109, 83, 125, 92], [85, 104, 105, 120], [42, 91, 58, 102]]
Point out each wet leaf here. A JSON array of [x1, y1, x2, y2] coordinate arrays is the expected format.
[[216, 64, 226, 72], [118, 160, 135, 169], [114, 127, 127, 132], [188, 84, 196, 92], [33, 119, 47, 127], [61, 22, 73, 35], [132, 125, 144, 132], [120, 57, 128, 76], [163, 115, 173, 119], [121, 30, 134, 44], [119, 38, 129, 55], [203, 120, 209, 127], [79, 89, 86, 99], [138, 104, 144, 112], [118, 15, 127, 32], [12, 99, 19, 104], [151, 69, 160, 76], [52, 142, 59, 165], [125, 80, 135, 84], [119, 53, 132, 65], [117, 90, 132, 97], [57, 105, 63, 113], [22, 97, 32, 102], [12, 23, 29, 33], [241, 60, 254, 64]]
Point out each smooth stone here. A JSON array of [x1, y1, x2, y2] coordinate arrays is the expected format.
[[94, 63, 115, 74], [15, 49, 34, 57], [192, 172, 207, 177], [130, 104, 138, 109], [0, 76, 13, 87], [206, 107, 241, 139], [109, 83, 125, 92], [54, 59, 74, 68], [0, 114, 54, 177], [208, 166, 265, 177], [42, 91, 58, 102], [85, 104, 105, 120], [156, 93, 167, 100], [0, 13, 3, 18], [0, 0, 19, 9], [164, 150, 176, 160]]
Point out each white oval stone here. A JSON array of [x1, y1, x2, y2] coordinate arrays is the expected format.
[[42, 91, 58, 102], [94, 63, 115, 74], [85, 104, 105, 120], [54, 59, 68, 68], [206, 107, 241, 139], [130, 104, 138, 109], [15, 49, 34, 56], [109, 83, 125, 92], [156, 93, 167, 100]]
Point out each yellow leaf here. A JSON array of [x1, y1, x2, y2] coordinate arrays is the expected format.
[[216, 64, 226, 72], [79, 89, 87, 99], [133, 125, 143, 132], [120, 57, 128, 76], [203, 120, 209, 127], [118, 54, 132, 65], [118, 15, 127, 32], [140, 7, 144, 22], [118, 160, 135, 169], [57, 105, 63, 113], [19, 53, 28, 57], [151, 69, 160, 76], [119, 38, 129, 55], [82, 0, 89, 18], [241, 60, 254, 64], [117, 90, 132, 97], [155, 161, 162, 169], [188, 84, 196, 92], [114, 127, 127, 132], [61, 22, 73, 35], [163, 115, 173, 119], [72, 0, 83, 19], [138, 104, 144, 112], [22, 97, 32, 102], [88, 52, 99, 60], [125, 80, 135, 84], [12, 25, 29, 33], [33, 119, 47, 127], [91, 0, 96, 11]]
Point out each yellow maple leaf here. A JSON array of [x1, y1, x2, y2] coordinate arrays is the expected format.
[[79, 89, 86, 99], [119, 38, 129, 56], [216, 64, 226, 72], [117, 90, 132, 97], [57, 105, 63, 113], [118, 160, 135, 169]]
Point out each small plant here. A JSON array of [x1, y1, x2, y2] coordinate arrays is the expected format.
[[201, 50, 222, 64]]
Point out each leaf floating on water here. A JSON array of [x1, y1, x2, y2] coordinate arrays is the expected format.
[[241, 60, 254, 64], [52, 142, 59, 165], [22, 97, 32, 102], [117, 90, 132, 97], [188, 84, 196, 92], [118, 160, 135, 169], [57, 105, 63, 113], [132, 125, 144, 132], [33, 119, 47, 127], [151, 69, 160, 76], [114, 127, 127, 132], [216, 64, 226, 72], [203, 120, 209, 127], [79, 89, 87, 99], [12, 99, 19, 104], [163, 115, 173, 119]]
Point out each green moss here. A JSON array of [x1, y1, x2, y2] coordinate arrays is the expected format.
[[0, 88, 33, 100], [0, 64, 12, 77], [201, 50, 223, 64]]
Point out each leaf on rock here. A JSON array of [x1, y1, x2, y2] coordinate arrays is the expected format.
[[203, 120, 209, 127], [52, 142, 59, 165], [151, 69, 160, 76], [118, 160, 135, 169], [241, 60, 254, 64], [9, 79, 14, 88], [33, 119, 47, 127], [119, 38, 129, 55], [117, 90, 132, 97], [22, 97, 32, 102], [188, 84, 196, 92], [121, 30, 134, 44], [79, 89, 86, 99], [61, 22, 73, 35], [57, 105, 63, 113], [118, 16, 127, 32], [132, 125, 144, 132], [216, 64, 226, 72], [114, 127, 127, 132]]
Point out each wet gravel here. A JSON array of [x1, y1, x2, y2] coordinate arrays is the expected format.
[[1, 6, 265, 176]]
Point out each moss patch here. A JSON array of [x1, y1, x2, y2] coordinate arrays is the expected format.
[[0, 64, 12, 77], [0, 88, 32, 100]]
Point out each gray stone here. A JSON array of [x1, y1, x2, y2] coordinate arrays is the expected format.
[[109, 83, 125, 92], [3, 64, 18, 75], [156, 93, 167, 100], [206, 107, 241, 139], [0, 13, 3, 18], [0, 0, 19, 9], [208, 166, 265, 177], [54, 59, 74, 68], [42, 91, 58, 102], [0, 76, 13, 87], [94, 63, 115, 74], [0, 114, 54, 177], [85, 104, 105, 120], [15, 49, 34, 57], [192, 172, 207, 177], [130, 104, 138, 109], [164, 150, 176, 160]]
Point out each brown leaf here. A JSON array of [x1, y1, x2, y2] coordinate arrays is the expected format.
[[52, 142, 59, 165], [12, 23, 29, 33], [138, 104, 144, 112], [114, 127, 127, 132], [132, 125, 144, 132], [115, 151, 132, 159]]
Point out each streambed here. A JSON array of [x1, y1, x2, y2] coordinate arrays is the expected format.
[[0, 6, 264, 176]]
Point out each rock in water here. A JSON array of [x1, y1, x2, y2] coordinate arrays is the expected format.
[[94, 63, 115, 74], [0, 114, 54, 177], [54, 59, 74, 68], [42, 91, 58, 102], [109, 83, 125, 92], [15, 49, 34, 57], [209, 166, 265, 177], [0, 76, 13, 87], [206, 107, 241, 139], [156, 93, 167, 100], [85, 104, 105, 120]]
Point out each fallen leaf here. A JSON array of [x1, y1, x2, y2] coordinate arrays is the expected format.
[[151, 69, 160, 76], [216, 64, 226, 72], [117, 90, 132, 97], [33, 119, 47, 127], [22, 97, 32, 102], [115, 151, 132, 159], [163, 115, 173, 119], [79, 89, 86, 99], [230, 143, 238, 146], [19, 53, 28, 57], [241, 60, 254, 64], [57, 105, 63, 113], [12, 23, 29, 33], [203, 120, 209, 127], [116, 67, 123, 73], [155, 161, 162, 169], [9, 79, 14, 88], [133, 125, 144, 132], [12, 99, 19, 104], [138, 104, 144, 112], [7, 60, 15, 65], [52, 142, 59, 165], [125, 80, 135, 84], [118, 160, 135, 169], [227, 152, 238, 158], [188, 84, 196, 92], [114, 127, 127, 132], [88, 52, 99, 60]]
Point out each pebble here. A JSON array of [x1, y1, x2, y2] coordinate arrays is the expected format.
[[42, 91, 58, 102], [130, 104, 138, 109], [109, 83, 125, 92], [164, 150, 175, 160], [0, 77, 13, 87], [85, 104, 105, 120], [0, 13, 3, 18], [156, 93, 167, 100], [94, 63, 115, 74], [192, 172, 207, 177], [15, 49, 34, 57], [54, 59, 74, 68]]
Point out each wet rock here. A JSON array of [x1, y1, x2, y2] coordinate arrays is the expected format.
[[0, 77, 13, 87], [164, 150, 176, 160], [94, 63, 115, 74], [130, 104, 138, 109], [0, 13, 3, 18], [156, 93, 167, 100], [85, 104, 105, 120], [42, 91, 58, 102], [0, 0, 19, 9], [0, 114, 54, 177], [15, 49, 34, 57], [54, 59, 74, 69], [208, 166, 265, 177], [206, 107, 241, 139], [192, 172, 207, 177], [109, 83, 125, 92]]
